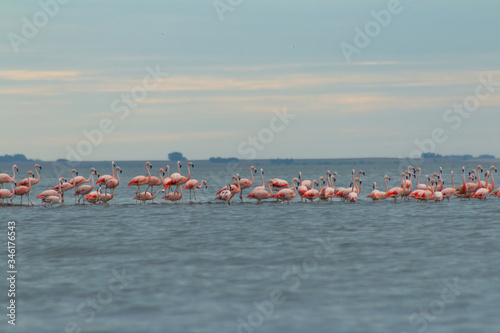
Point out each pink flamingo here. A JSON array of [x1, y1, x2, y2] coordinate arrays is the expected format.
[[414, 179, 437, 201], [387, 173, 406, 202], [320, 171, 335, 201], [69, 167, 97, 187], [17, 164, 42, 186], [455, 167, 468, 199], [303, 180, 320, 203], [367, 176, 390, 201], [441, 171, 456, 201], [0, 165, 18, 189], [84, 185, 102, 204], [133, 189, 165, 204], [13, 171, 34, 206], [251, 168, 266, 193], [267, 177, 289, 192], [414, 167, 429, 190], [162, 165, 172, 191], [98, 188, 115, 204], [96, 161, 116, 186], [105, 166, 122, 195], [486, 166, 497, 192], [74, 169, 98, 204], [297, 172, 309, 202], [164, 162, 194, 193], [128, 162, 153, 194], [233, 166, 257, 201], [146, 168, 165, 194], [246, 183, 273, 205], [163, 186, 183, 203], [0, 182, 16, 206], [216, 185, 233, 205], [347, 179, 361, 203], [271, 178, 298, 204], [473, 171, 490, 200], [184, 179, 208, 201], [38, 178, 65, 200]]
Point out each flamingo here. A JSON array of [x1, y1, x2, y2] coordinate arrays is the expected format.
[[0, 165, 18, 189], [367, 176, 389, 201], [441, 171, 456, 201], [455, 167, 468, 199], [163, 186, 183, 203], [297, 172, 309, 202], [13, 171, 34, 206], [55, 169, 77, 203], [246, 183, 273, 205], [162, 165, 172, 191], [473, 171, 490, 200], [69, 167, 97, 187], [74, 169, 98, 204], [184, 179, 208, 201], [347, 179, 360, 203], [303, 180, 320, 203], [105, 166, 122, 195], [128, 162, 153, 194], [133, 189, 165, 205], [0, 182, 16, 206], [38, 178, 65, 200], [41, 192, 63, 207], [271, 178, 298, 204], [216, 175, 240, 198], [164, 162, 194, 193], [250, 168, 266, 193], [216, 185, 233, 205], [267, 177, 289, 192], [98, 188, 115, 204], [233, 166, 257, 201], [414, 167, 429, 190], [402, 171, 414, 201], [386, 173, 406, 202], [96, 161, 116, 186], [84, 185, 102, 204], [17, 164, 42, 186], [486, 166, 497, 192], [320, 171, 335, 201], [146, 168, 165, 194], [414, 179, 437, 202]]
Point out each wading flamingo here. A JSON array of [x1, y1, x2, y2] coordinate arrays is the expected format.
[[17, 164, 42, 186], [233, 166, 257, 201], [0, 182, 16, 206], [13, 171, 34, 206], [74, 169, 98, 204], [70, 167, 97, 187], [0, 165, 18, 189], [163, 186, 183, 203], [96, 161, 116, 186], [216, 185, 233, 205], [164, 162, 194, 193], [38, 178, 65, 201], [271, 178, 298, 204], [146, 168, 165, 194], [303, 180, 320, 203], [128, 162, 153, 194], [184, 179, 208, 201], [367, 176, 389, 201], [441, 171, 456, 201], [105, 166, 122, 197], [387, 173, 406, 202], [246, 183, 273, 205], [133, 189, 165, 205], [473, 171, 490, 200]]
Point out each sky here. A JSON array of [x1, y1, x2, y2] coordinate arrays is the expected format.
[[1, 0, 500, 161]]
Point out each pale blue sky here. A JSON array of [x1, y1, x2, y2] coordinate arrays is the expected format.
[[1, 0, 499, 161]]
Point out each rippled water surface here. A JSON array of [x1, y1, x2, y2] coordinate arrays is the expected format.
[[1, 159, 499, 333]]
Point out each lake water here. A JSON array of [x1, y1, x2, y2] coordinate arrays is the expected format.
[[1, 159, 499, 333]]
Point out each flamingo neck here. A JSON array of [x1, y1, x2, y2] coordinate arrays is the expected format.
[[250, 168, 255, 185]]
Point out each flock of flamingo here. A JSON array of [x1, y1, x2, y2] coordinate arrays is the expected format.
[[0, 162, 498, 207]]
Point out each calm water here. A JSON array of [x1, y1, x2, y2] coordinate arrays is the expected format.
[[1, 159, 499, 333]]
